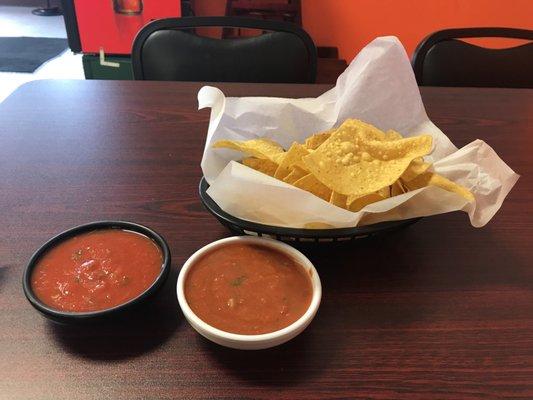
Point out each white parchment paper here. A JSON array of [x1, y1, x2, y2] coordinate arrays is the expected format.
[[198, 37, 519, 228]]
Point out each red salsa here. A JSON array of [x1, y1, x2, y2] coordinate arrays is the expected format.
[[31, 229, 163, 312], [185, 243, 313, 335]]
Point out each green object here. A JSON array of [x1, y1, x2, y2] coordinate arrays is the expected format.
[[82, 55, 134, 80]]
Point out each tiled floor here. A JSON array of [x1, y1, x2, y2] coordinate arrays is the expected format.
[[0, 6, 84, 103]]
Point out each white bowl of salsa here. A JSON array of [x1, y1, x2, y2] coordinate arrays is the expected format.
[[177, 236, 321, 350]]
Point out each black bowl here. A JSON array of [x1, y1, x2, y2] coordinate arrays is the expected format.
[[22, 221, 171, 324], [199, 177, 420, 243]]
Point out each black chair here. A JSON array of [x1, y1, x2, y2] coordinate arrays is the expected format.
[[412, 27, 533, 88], [132, 17, 317, 83]]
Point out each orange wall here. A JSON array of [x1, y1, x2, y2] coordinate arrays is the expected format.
[[301, 0, 533, 61], [193, 0, 227, 38]]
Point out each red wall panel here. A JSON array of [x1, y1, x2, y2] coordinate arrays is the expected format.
[[75, 0, 181, 55]]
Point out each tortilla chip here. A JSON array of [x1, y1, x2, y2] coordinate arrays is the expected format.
[[342, 120, 388, 141], [404, 172, 475, 202], [378, 186, 391, 199], [391, 179, 407, 196], [213, 138, 284, 161], [292, 174, 332, 202], [304, 222, 335, 229], [347, 193, 384, 212], [339, 121, 402, 142], [292, 161, 309, 172], [304, 130, 333, 150], [274, 143, 309, 180], [272, 152, 286, 164], [401, 157, 432, 182], [283, 165, 309, 184], [346, 186, 390, 212], [303, 119, 433, 196], [242, 157, 278, 177], [329, 191, 347, 208], [385, 129, 403, 140]]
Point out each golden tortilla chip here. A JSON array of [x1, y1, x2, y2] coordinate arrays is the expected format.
[[341, 120, 388, 141], [385, 129, 403, 140], [304, 130, 333, 150], [346, 186, 390, 212], [340, 121, 402, 142], [304, 222, 335, 229], [292, 174, 332, 202], [401, 157, 431, 182], [329, 191, 347, 208], [391, 179, 407, 196], [347, 193, 384, 212], [274, 143, 309, 180], [213, 138, 284, 161], [242, 157, 278, 177], [272, 152, 286, 164], [378, 186, 391, 199], [292, 161, 309, 172], [283, 165, 309, 185], [404, 172, 474, 202], [303, 119, 433, 196]]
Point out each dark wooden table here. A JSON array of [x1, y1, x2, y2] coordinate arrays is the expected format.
[[0, 80, 531, 400]]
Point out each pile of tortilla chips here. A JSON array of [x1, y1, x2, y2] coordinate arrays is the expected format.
[[213, 119, 474, 212]]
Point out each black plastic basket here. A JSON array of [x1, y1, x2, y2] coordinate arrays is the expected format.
[[199, 177, 420, 243]]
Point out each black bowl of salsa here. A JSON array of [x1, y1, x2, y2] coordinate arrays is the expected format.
[[22, 221, 171, 324]]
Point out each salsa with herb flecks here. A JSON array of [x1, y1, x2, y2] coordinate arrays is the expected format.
[[31, 229, 163, 312], [184, 243, 313, 335]]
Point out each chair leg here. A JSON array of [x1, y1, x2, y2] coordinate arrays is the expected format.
[[32, 0, 62, 16]]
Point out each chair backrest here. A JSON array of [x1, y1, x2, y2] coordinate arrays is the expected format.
[[132, 16, 317, 83], [412, 27, 533, 88]]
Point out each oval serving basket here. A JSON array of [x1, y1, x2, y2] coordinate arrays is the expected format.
[[199, 177, 420, 243]]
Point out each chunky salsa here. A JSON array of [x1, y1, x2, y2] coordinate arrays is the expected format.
[[184, 243, 313, 335], [31, 229, 163, 312]]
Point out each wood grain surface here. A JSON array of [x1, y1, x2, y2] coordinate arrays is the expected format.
[[0, 80, 531, 400]]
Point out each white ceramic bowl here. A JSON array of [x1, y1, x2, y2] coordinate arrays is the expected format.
[[177, 236, 321, 350]]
